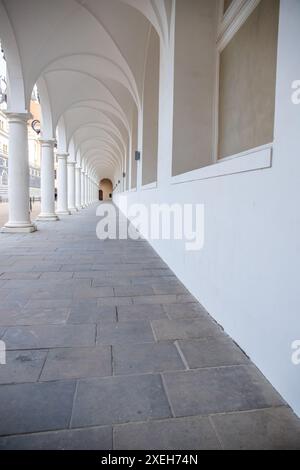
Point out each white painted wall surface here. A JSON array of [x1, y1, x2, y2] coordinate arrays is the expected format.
[[115, 0, 300, 417]]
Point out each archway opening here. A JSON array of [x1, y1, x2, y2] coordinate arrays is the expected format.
[[100, 179, 113, 201]]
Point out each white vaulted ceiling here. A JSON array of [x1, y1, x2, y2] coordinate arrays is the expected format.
[[0, 0, 170, 183]]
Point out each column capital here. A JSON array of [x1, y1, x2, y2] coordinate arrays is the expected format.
[[76, 165, 82, 171], [5, 112, 33, 123], [57, 153, 69, 161], [39, 138, 56, 148], [67, 161, 76, 168]]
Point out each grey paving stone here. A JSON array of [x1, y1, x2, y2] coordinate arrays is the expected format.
[[71, 374, 171, 427], [3, 324, 96, 350], [114, 342, 185, 375], [25, 299, 72, 309], [114, 416, 221, 450], [68, 304, 116, 324], [114, 286, 155, 297], [0, 272, 42, 280], [0, 381, 76, 436], [152, 283, 189, 295], [0, 308, 70, 327], [176, 294, 198, 304], [133, 295, 177, 305], [73, 287, 114, 299], [152, 318, 222, 341], [92, 278, 131, 287], [211, 407, 300, 450], [97, 321, 154, 346], [32, 264, 63, 272], [163, 366, 285, 417], [60, 264, 93, 272], [97, 297, 133, 307], [0, 350, 47, 384], [0, 426, 113, 450], [163, 302, 208, 319], [130, 275, 177, 285], [40, 347, 112, 381], [40, 272, 74, 280], [117, 304, 166, 322], [177, 337, 249, 369]]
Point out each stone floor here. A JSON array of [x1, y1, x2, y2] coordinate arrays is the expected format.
[[0, 204, 299, 450]]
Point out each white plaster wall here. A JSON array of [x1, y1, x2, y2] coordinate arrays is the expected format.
[[115, 0, 300, 417]]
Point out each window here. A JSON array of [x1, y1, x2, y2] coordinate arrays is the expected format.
[[217, 0, 279, 159], [3, 144, 8, 155], [172, 0, 216, 176], [142, 27, 160, 187]]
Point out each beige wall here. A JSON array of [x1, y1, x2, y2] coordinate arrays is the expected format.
[[142, 27, 160, 186], [218, 0, 279, 159], [172, 0, 217, 176], [100, 179, 113, 201]]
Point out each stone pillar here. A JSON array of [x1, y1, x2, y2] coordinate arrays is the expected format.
[[37, 139, 58, 221], [1, 112, 36, 233], [56, 154, 70, 215], [75, 166, 82, 210], [85, 173, 89, 206], [67, 161, 77, 213], [88, 178, 91, 205], [81, 169, 86, 208]]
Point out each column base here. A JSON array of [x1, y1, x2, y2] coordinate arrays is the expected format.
[[36, 213, 60, 222], [1, 223, 37, 233], [56, 210, 71, 216], [69, 207, 78, 214]]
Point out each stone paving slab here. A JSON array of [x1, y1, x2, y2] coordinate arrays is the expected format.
[[152, 318, 222, 341], [0, 426, 113, 450], [71, 374, 172, 428], [3, 324, 96, 350], [0, 308, 70, 327], [0, 380, 76, 436], [114, 416, 221, 450], [211, 407, 300, 450], [177, 337, 250, 369], [0, 350, 47, 384], [163, 302, 208, 319], [113, 342, 185, 375], [68, 303, 117, 324], [117, 304, 167, 322], [97, 321, 155, 346], [163, 366, 285, 417], [40, 346, 112, 381]]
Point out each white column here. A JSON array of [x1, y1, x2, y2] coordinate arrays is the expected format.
[[75, 165, 82, 210], [56, 153, 70, 215], [1, 113, 36, 233], [37, 139, 58, 222], [67, 161, 77, 213], [85, 172, 88, 206], [81, 170, 86, 207]]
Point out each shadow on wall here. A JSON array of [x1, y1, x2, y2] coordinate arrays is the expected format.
[[99, 179, 113, 201]]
